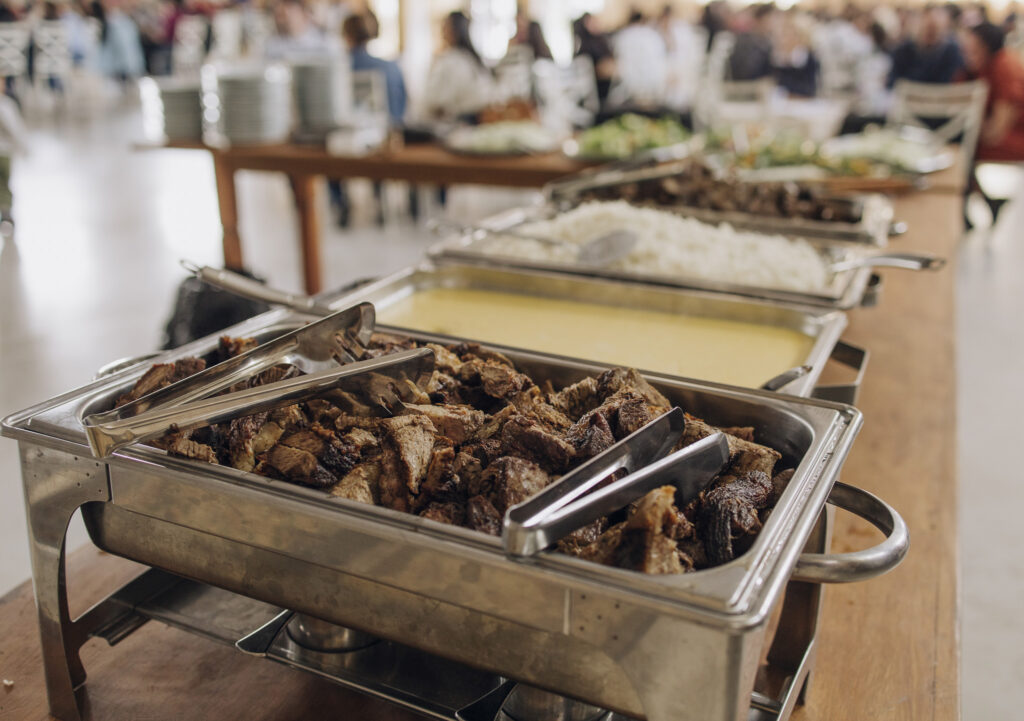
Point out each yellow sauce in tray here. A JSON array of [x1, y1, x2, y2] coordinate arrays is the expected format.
[[377, 288, 815, 388]]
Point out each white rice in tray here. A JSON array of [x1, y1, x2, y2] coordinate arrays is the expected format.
[[476, 201, 830, 293]]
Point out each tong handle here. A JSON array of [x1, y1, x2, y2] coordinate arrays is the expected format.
[[184, 262, 338, 316], [84, 348, 434, 458], [92, 303, 375, 425], [505, 432, 729, 558], [503, 409, 686, 557]]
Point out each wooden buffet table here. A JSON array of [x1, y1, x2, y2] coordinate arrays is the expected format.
[[0, 170, 963, 721]]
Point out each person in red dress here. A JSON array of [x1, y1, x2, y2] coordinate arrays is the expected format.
[[961, 22, 1024, 160]]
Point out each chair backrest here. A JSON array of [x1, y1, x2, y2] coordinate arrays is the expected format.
[[209, 9, 242, 60], [351, 68, 388, 122], [32, 21, 72, 77], [173, 15, 209, 75], [0, 22, 31, 78], [887, 79, 988, 169]]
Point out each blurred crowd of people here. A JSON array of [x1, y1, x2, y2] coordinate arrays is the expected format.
[[1, 0, 1023, 160]]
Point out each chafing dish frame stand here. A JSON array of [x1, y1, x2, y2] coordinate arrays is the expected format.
[[17, 435, 831, 721]]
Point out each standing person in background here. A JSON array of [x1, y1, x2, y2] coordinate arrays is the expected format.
[[960, 21, 1024, 161], [508, 14, 551, 61], [608, 9, 668, 109], [729, 3, 776, 82], [772, 12, 818, 97], [344, 12, 404, 122], [889, 5, 963, 86], [423, 10, 491, 121], [700, 0, 732, 52], [97, 0, 145, 86], [658, 4, 703, 111], [331, 13, 406, 227], [573, 12, 615, 106]]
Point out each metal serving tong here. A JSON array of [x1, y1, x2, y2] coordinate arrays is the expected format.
[[82, 302, 403, 457], [84, 347, 435, 458], [181, 260, 338, 317], [503, 408, 731, 557], [102, 303, 375, 422]]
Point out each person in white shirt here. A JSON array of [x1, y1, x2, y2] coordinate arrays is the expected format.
[[608, 10, 668, 109], [658, 4, 704, 110], [423, 10, 492, 121]]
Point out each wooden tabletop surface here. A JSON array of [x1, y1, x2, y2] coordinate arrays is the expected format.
[[0, 190, 962, 721], [163, 140, 596, 188]]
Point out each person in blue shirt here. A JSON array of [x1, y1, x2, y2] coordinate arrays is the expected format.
[[330, 13, 408, 227], [342, 13, 406, 122]]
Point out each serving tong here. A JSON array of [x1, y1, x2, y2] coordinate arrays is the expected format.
[[503, 408, 730, 557], [83, 303, 435, 458]]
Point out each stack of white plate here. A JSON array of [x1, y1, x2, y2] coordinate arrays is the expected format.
[[291, 59, 350, 133], [140, 77, 204, 142], [201, 64, 293, 146]]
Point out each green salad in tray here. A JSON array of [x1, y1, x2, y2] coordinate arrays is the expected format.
[[570, 114, 690, 160]]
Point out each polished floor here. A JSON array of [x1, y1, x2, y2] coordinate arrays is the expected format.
[[0, 101, 1020, 719]]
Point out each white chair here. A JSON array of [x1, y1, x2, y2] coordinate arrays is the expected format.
[[0, 22, 30, 94], [209, 9, 242, 61], [887, 79, 988, 177], [351, 68, 388, 124], [31, 21, 73, 97], [172, 15, 209, 76]]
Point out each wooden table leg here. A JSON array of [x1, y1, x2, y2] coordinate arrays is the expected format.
[[212, 151, 244, 271], [288, 173, 323, 296]]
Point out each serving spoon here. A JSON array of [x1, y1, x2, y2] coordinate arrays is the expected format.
[[828, 251, 946, 274], [429, 220, 639, 267]]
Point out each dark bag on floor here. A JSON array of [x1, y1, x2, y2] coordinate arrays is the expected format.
[[162, 270, 271, 349]]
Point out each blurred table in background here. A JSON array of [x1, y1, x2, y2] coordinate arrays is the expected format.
[[161, 141, 593, 295]]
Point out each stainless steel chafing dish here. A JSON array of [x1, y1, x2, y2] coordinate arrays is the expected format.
[[542, 158, 897, 247], [426, 208, 893, 311], [317, 261, 864, 401], [3, 303, 905, 721]]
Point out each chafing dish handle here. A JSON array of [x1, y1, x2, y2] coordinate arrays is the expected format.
[[811, 340, 869, 405], [790, 481, 909, 584]]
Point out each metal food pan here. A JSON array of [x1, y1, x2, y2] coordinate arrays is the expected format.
[[320, 261, 852, 399], [3, 307, 904, 721], [543, 159, 895, 246], [427, 208, 882, 311]]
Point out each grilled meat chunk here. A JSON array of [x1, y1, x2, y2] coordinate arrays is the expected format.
[[403, 403, 485, 444], [155, 431, 219, 464], [596, 368, 671, 411], [683, 416, 781, 482], [468, 456, 551, 514], [467, 495, 503, 536], [548, 376, 601, 419], [578, 486, 692, 574], [115, 357, 207, 408], [564, 409, 616, 460], [699, 470, 773, 566], [266, 444, 336, 488], [378, 416, 437, 511], [556, 518, 608, 556], [227, 412, 270, 472], [330, 462, 380, 504], [500, 415, 576, 473]]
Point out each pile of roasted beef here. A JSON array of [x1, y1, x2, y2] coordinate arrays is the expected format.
[[116, 333, 795, 574], [577, 160, 861, 223]]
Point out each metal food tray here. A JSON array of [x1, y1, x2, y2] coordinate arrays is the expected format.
[[4, 305, 905, 721], [319, 262, 856, 399], [428, 209, 883, 311], [543, 158, 895, 247]]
